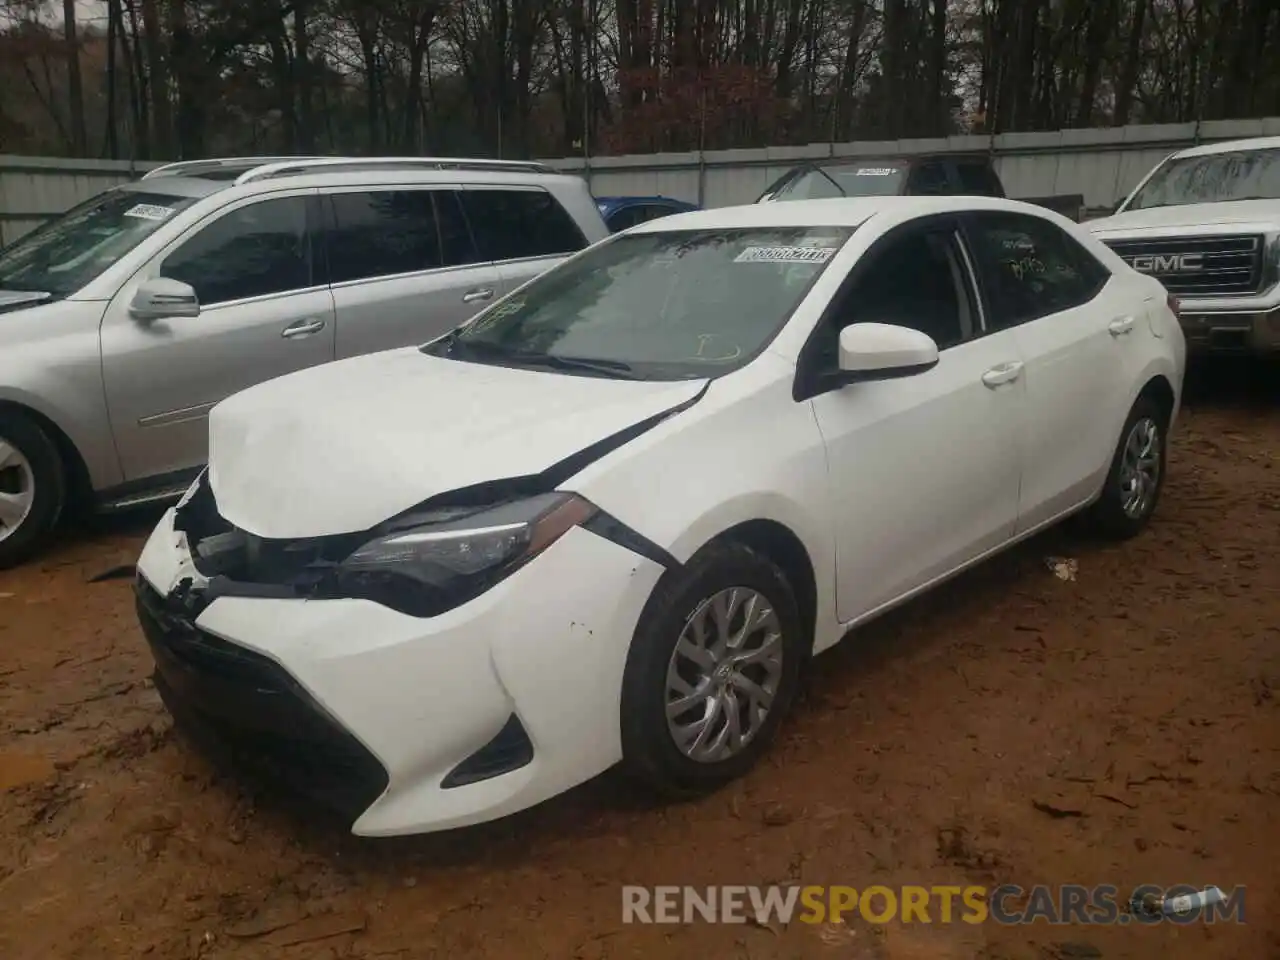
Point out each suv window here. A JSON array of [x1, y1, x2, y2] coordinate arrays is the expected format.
[[461, 189, 586, 261], [435, 190, 482, 267], [160, 196, 311, 306], [965, 212, 1110, 326], [640, 203, 682, 224], [906, 161, 952, 196], [326, 190, 442, 283], [605, 205, 647, 232], [953, 160, 1003, 196]]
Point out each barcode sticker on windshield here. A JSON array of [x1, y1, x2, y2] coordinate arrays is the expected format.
[[735, 245, 836, 264], [123, 203, 176, 221], [855, 167, 899, 176]]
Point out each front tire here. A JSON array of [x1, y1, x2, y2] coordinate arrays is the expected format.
[[0, 411, 67, 570], [1086, 396, 1168, 540], [619, 542, 805, 798]]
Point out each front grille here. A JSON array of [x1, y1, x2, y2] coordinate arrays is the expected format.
[[136, 578, 389, 821], [1103, 234, 1264, 296]]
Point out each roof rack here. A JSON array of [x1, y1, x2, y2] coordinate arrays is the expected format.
[[141, 157, 332, 180], [232, 156, 558, 185]]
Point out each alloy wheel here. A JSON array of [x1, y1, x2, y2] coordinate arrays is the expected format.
[[0, 436, 35, 544], [664, 587, 785, 763], [1118, 416, 1161, 520]]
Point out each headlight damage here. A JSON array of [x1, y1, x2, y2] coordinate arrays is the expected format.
[[331, 493, 598, 615], [174, 473, 601, 617]]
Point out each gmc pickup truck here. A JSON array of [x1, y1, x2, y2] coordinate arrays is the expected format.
[[1088, 136, 1280, 356]]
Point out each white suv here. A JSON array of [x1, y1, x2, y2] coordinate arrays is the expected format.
[[0, 156, 609, 567]]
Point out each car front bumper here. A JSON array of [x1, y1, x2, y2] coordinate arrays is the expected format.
[[135, 507, 666, 836], [1176, 304, 1280, 354]]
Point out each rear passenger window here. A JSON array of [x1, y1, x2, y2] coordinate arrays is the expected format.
[[434, 191, 481, 267], [161, 196, 311, 306], [326, 191, 441, 283], [966, 212, 1111, 327], [907, 161, 951, 195], [461, 189, 587, 261], [953, 161, 1004, 196]]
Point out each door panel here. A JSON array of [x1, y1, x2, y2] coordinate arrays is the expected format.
[[813, 335, 1025, 621], [330, 264, 502, 359], [806, 218, 1023, 624], [101, 191, 335, 482], [962, 210, 1128, 530]]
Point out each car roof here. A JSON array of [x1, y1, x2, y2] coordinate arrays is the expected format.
[[117, 158, 584, 198], [596, 195, 696, 205], [628, 195, 1044, 232], [1172, 135, 1280, 160], [812, 152, 991, 167]]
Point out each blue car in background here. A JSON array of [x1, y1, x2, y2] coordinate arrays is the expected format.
[[594, 195, 701, 232]]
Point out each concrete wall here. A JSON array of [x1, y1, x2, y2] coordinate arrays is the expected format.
[[545, 116, 1280, 213], [3, 116, 1280, 246], [0, 155, 161, 246]]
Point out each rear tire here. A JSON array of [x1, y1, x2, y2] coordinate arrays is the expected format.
[[0, 411, 67, 570], [619, 542, 805, 798], [1086, 396, 1167, 540]]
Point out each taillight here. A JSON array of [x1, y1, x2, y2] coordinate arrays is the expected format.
[[1166, 293, 1180, 318]]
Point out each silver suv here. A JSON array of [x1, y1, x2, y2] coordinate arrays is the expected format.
[[0, 156, 609, 567]]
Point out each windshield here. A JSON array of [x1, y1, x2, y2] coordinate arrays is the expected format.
[[763, 163, 907, 201], [429, 226, 853, 380], [0, 189, 197, 296], [1124, 148, 1280, 211]]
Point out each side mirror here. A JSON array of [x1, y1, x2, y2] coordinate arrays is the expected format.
[[836, 323, 939, 381], [129, 277, 200, 321]]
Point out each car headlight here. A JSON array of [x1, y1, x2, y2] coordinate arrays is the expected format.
[[323, 492, 598, 616]]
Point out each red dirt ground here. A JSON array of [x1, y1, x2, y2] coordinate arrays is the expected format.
[[1, 359, 1277, 960]]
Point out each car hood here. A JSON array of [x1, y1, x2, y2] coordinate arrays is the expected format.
[[207, 347, 708, 539], [1088, 199, 1280, 237]]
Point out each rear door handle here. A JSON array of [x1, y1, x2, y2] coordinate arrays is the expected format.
[[281, 317, 326, 339], [462, 287, 495, 304], [1108, 316, 1136, 336], [981, 361, 1024, 388]]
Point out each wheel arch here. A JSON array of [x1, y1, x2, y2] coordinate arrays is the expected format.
[[0, 399, 94, 512], [683, 518, 819, 659]]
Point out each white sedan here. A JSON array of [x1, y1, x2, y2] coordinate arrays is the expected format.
[[134, 195, 1185, 836]]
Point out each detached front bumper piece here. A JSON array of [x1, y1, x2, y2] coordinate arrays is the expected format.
[[135, 577, 390, 821]]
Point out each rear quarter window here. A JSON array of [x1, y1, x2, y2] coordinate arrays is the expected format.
[[461, 189, 587, 261]]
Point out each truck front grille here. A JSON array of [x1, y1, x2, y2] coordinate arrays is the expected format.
[[1103, 234, 1264, 297]]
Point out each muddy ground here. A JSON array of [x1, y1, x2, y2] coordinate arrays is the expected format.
[[1, 359, 1277, 960]]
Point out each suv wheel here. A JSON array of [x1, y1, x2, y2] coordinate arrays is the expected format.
[[0, 411, 67, 569]]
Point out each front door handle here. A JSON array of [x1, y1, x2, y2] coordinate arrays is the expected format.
[[981, 361, 1024, 388], [462, 287, 495, 304], [1108, 316, 1136, 336], [281, 317, 326, 339]]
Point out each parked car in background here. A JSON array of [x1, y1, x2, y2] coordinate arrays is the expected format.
[[0, 155, 610, 568], [1087, 135, 1280, 357], [134, 195, 1183, 837], [759, 153, 1085, 221], [595, 195, 701, 232]]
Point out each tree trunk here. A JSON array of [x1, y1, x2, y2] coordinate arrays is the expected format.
[[140, 0, 169, 157], [1113, 0, 1146, 125], [62, 0, 87, 155]]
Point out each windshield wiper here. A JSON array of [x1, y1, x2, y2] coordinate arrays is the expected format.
[[438, 336, 638, 379], [511, 353, 639, 379]]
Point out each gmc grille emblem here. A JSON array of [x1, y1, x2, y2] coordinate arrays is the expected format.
[[1125, 253, 1204, 274]]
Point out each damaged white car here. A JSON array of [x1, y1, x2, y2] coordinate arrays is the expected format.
[[134, 196, 1185, 836]]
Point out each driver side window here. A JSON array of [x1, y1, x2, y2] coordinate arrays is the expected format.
[[826, 225, 976, 357]]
